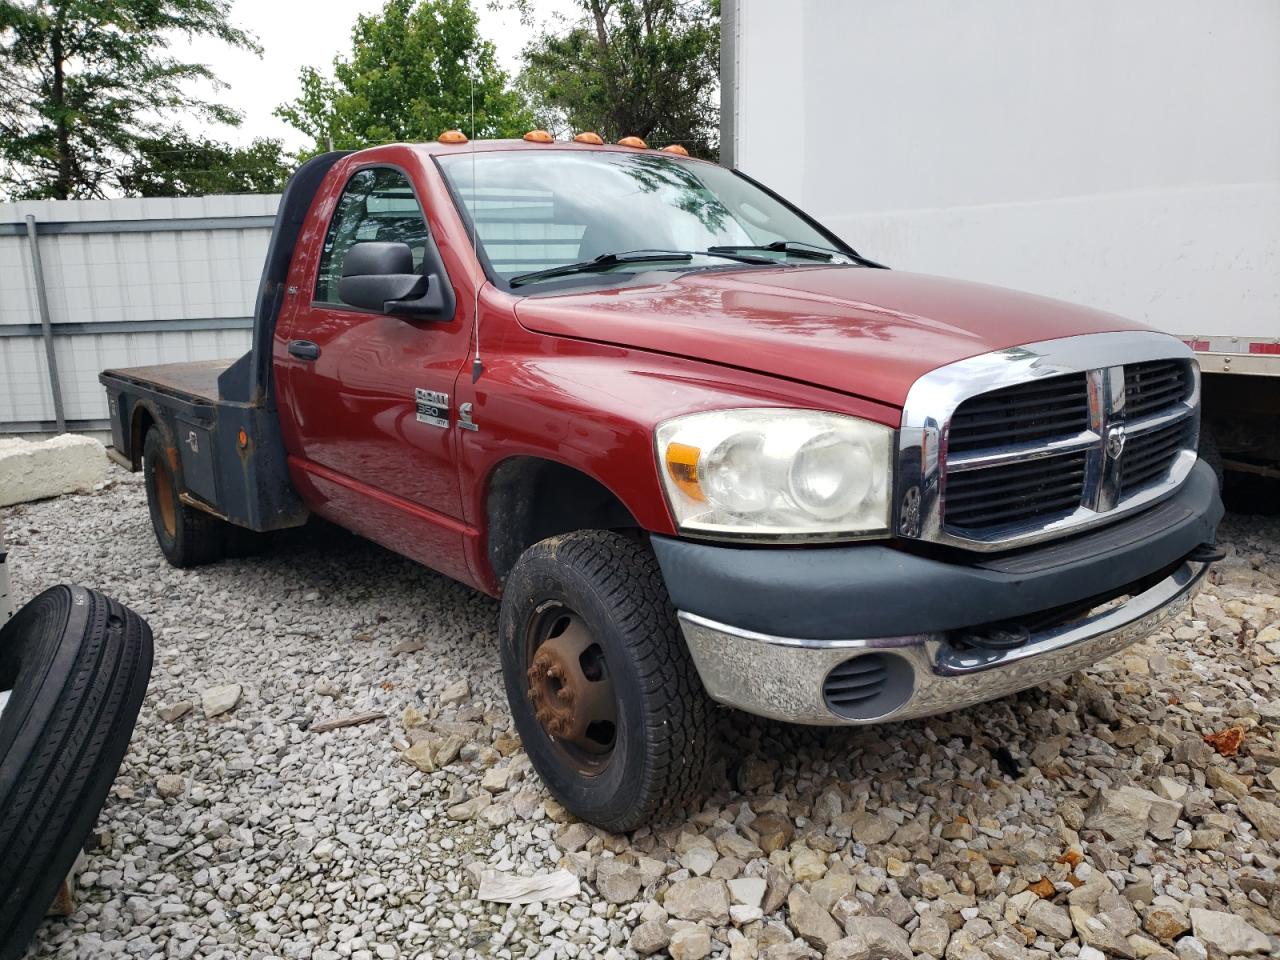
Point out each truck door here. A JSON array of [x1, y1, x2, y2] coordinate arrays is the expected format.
[[279, 163, 473, 579]]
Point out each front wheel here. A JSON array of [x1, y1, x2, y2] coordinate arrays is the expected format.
[[498, 530, 712, 831]]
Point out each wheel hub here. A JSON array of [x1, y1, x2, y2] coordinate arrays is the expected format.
[[526, 610, 616, 756]]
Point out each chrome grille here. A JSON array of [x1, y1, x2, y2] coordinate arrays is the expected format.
[[1124, 359, 1191, 419], [948, 373, 1089, 453], [1121, 418, 1193, 494], [896, 332, 1201, 551], [945, 450, 1088, 531], [940, 359, 1196, 540]]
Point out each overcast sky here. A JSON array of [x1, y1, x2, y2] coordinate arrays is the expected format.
[[178, 0, 578, 151]]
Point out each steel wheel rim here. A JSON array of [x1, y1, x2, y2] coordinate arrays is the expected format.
[[524, 601, 618, 774]]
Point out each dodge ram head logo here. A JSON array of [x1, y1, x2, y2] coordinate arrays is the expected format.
[[1105, 424, 1126, 459]]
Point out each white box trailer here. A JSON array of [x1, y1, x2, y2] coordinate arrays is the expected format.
[[721, 0, 1280, 478]]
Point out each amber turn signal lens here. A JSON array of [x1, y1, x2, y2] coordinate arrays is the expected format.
[[438, 129, 468, 144], [617, 136, 648, 149], [665, 442, 705, 502], [573, 131, 605, 145], [523, 129, 554, 143], [237, 428, 248, 449], [661, 144, 689, 156]]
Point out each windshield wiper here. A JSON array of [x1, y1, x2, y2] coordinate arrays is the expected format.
[[708, 240, 886, 268], [508, 248, 774, 288], [510, 251, 691, 287]]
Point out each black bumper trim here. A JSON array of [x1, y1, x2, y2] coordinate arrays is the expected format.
[[651, 460, 1223, 641]]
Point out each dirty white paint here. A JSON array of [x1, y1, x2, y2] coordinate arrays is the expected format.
[[1, 194, 275, 432], [0, 434, 110, 507], [729, 0, 1280, 340]]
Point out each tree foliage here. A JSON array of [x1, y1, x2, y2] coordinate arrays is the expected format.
[[275, 0, 531, 156], [0, 0, 258, 199], [117, 135, 290, 198], [515, 0, 719, 158]]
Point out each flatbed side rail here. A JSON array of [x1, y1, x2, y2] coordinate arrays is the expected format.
[[98, 371, 308, 533]]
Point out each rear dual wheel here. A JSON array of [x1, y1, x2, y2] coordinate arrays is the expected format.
[[499, 530, 712, 831], [142, 428, 261, 567]]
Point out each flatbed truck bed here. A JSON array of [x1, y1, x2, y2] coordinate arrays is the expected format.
[[100, 353, 308, 533], [101, 359, 235, 405]]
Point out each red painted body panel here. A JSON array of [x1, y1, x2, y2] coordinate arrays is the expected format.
[[268, 141, 1157, 597], [451, 287, 900, 593], [286, 454, 477, 585], [273, 146, 490, 587], [514, 267, 1151, 408]]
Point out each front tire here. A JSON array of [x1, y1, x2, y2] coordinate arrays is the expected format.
[[499, 530, 712, 831]]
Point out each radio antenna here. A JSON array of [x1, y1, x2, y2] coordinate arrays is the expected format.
[[469, 59, 484, 383]]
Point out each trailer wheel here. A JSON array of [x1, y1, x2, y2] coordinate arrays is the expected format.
[[499, 530, 712, 831], [0, 586, 153, 960], [143, 428, 226, 568]]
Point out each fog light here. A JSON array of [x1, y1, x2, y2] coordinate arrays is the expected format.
[[822, 653, 913, 721]]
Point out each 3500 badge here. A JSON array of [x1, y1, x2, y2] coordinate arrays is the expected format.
[[415, 388, 449, 428]]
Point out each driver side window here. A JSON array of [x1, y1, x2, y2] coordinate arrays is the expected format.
[[315, 167, 429, 304]]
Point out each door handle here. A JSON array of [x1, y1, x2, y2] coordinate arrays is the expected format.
[[289, 340, 320, 361]]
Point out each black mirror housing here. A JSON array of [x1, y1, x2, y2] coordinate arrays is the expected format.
[[338, 241, 445, 316], [343, 240, 413, 277]]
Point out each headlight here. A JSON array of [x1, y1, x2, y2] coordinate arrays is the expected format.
[[655, 409, 893, 541]]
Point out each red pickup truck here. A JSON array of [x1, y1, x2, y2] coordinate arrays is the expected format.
[[101, 136, 1222, 829]]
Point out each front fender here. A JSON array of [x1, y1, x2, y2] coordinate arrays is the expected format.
[[455, 337, 899, 591]]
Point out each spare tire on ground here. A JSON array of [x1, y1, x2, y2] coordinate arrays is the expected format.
[[0, 586, 153, 960]]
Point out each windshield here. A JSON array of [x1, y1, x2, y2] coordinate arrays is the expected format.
[[436, 149, 847, 286]]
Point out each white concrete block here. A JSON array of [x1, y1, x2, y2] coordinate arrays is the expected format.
[[0, 434, 109, 507]]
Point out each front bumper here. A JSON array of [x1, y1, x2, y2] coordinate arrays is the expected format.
[[653, 461, 1221, 725], [677, 559, 1206, 724]]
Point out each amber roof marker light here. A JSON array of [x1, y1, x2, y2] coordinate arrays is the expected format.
[[438, 129, 468, 144], [661, 144, 689, 156], [573, 132, 605, 145], [617, 136, 648, 148], [523, 129, 554, 143]]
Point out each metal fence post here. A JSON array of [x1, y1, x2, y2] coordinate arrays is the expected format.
[[0, 514, 12, 624], [24, 214, 67, 433], [719, 0, 738, 168]]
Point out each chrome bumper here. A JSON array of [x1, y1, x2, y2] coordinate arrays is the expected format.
[[677, 560, 1207, 726]]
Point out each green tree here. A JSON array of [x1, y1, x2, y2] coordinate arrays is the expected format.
[[515, 0, 719, 158], [275, 0, 531, 156], [117, 135, 290, 197], [0, 0, 258, 199]]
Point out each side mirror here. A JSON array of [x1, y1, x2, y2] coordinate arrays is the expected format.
[[338, 242, 446, 316]]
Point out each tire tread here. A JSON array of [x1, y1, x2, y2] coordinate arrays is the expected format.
[[502, 531, 712, 831], [0, 586, 153, 959]]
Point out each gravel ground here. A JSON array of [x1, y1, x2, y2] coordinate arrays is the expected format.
[[6, 467, 1280, 960]]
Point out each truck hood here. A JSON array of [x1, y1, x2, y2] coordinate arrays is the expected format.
[[513, 266, 1152, 408]]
